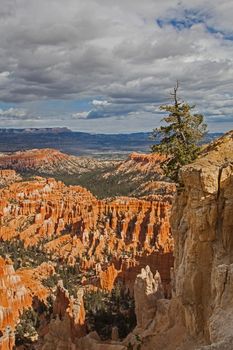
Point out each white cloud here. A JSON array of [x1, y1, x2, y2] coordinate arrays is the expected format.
[[71, 111, 89, 119], [92, 100, 110, 107]]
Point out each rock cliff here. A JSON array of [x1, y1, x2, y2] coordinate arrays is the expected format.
[[134, 266, 164, 329], [126, 130, 233, 350], [172, 130, 233, 348]]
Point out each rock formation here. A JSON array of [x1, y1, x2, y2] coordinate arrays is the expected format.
[[0, 149, 115, 175], [0, 149, 176, 198], [0, 168, 174, 348], [123, 130, 233, 349], [2, 130, 232, 349], [134, 266, 164, 329], [171, 130, 233, 347], [18, 262, 55, 302], [0, 170, 21, 188], [0, 257, 31, 350], [42, 282, 86, 350], [0, 177, 173, 293], [104, 152, 176, 197]]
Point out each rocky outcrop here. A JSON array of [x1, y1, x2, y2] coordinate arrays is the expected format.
[[0, 257, 56, 350], [171, 130, 233, 346], [118, 153, 167, 174], [124, 130, 233, 350], [18, 262, 55, 302]]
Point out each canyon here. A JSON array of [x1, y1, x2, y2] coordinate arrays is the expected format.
[[0, 150, 174, 349], [0, 130, 232, 349], [0, 149, 176, 198]]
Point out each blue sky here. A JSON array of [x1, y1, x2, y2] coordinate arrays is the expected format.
[[0, 0, 232, 133]]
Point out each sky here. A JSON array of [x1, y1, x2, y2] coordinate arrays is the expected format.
[[0, 0, 233, 133]]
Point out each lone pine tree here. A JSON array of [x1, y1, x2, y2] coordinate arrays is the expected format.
[[151, 82, 207, 182]]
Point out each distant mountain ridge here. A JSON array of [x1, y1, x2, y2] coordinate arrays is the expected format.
[[0, 128, 223, 157]]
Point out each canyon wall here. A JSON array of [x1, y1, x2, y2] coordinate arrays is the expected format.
[[125, 130, 233, 350], [172, 130, 233, 347]]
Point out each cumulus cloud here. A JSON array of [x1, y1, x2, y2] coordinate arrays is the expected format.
[[0, 0, 232, 131]]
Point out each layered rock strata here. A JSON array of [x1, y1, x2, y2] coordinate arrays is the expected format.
[[104, 152, 176, 197]]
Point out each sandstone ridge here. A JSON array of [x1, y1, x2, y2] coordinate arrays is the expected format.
[[0, 148, 113, 175]]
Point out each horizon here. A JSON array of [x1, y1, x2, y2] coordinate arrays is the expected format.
[[0, 126, 225, 136], [0, 1, 233, 133]]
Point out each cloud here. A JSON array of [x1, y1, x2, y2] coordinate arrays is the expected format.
[[0, 107, 41, 121], [71, 111, 89, 119], [92, 99, 110, 107], [0, 108, 27, 119], [0, 0, 232, 132]]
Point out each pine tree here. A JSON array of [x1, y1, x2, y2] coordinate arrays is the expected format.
[[151, 82, 207, 181]]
